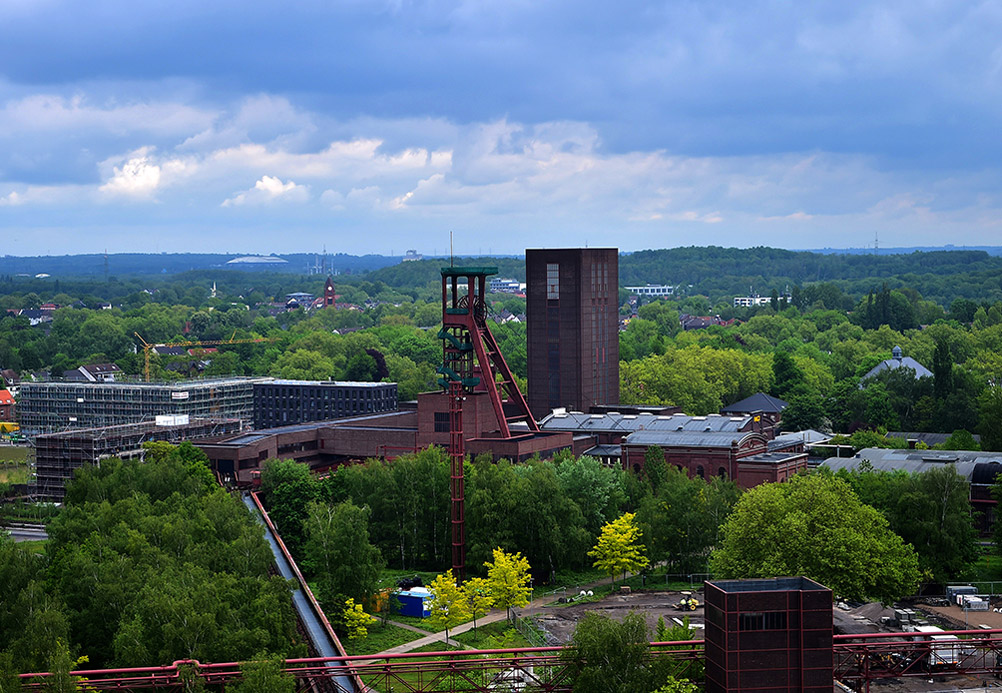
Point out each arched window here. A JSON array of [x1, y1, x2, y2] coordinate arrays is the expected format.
[[696, 465, 705, 479], [718, 467, 727, 479], [633, 464, 641, 474]]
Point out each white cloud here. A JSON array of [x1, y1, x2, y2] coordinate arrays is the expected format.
[[99, 148, 162, 198], [222, 175, 309, 206]]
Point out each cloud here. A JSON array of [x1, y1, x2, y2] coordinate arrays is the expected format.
[[222, 175, 309, 207], [98, 148, 162, 198]]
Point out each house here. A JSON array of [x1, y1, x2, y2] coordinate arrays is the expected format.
[[63, 363, 123, 383], [1, 369, 19, 396], [720, 392, 788, 437], [0, 389, 14, 421], [860, 346, 933, 382]]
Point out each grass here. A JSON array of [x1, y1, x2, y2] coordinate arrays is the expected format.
[[341, 622, 425, 656], [961, 552, 1002, 583], [14, 539, 47, 554], [0, 447, 29, 463], [454, 621, 532, 649], [0, 464, 30, 484], [385, 613, 435, 630]]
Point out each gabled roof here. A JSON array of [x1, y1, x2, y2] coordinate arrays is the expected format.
[[0, 389, 13, 405], [720, 392, 788, 414]]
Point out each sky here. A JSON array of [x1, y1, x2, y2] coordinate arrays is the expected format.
[[1, 0, 1001, 256]]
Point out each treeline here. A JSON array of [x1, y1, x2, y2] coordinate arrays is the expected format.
[[257, 448, 743, 588], [0, 442, 301, 674]]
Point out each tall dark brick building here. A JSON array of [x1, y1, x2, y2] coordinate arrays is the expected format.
[[526, 248, 618, 419]]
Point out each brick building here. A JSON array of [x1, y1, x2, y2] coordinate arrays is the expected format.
[[704, 577, 833, 693], [526, 248, 619, 419]]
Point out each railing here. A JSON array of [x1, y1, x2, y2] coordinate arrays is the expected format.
[[19, 643, 707, 692]]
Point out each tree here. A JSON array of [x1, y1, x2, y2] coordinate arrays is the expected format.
[[562, 612, 672, 693], [980, 386, 1002, 452], [462, 577, 494, 638], [652, 679, 700, 693], [589, 513, 649, 586], [230, 656, 295, 693], [710, 474, 919, 604], [342, 598, 374, 641], [484, 548, 532, 620], [260, 459, 319, 558], [428, 570, 470, 644], [643, 446, 667, 494], [304, 501, 384, 607]]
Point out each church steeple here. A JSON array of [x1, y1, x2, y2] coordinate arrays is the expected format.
[[324, 276, 336, 308]]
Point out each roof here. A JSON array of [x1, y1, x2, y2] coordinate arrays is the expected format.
[[861, 346, 933, 381], [582, 444, 622, 458], [886, 431, 980, 446], [0, 389, 13, 405], [266, 379, 396, 388], [623, 430, 753, 448], [539, 411, 751, 435], [820, 447, 1002, 483], [768, 429, 831, 450], [153, 346, 189, 356], [720, 392, 788, 414], [81, 363, 121, 374], [440, 266, 498, 277]]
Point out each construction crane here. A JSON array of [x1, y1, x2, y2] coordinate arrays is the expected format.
[[134, 332, 274, 382]]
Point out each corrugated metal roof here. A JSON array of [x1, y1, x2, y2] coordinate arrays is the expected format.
[[820, 447, 1002, 482], [623, 430, 746, 447], [539, 411, 750, 434]]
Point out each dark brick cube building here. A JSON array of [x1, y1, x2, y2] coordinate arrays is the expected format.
[[704, 577, 833, 693]]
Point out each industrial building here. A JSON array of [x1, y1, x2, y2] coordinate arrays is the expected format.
[[34, 416, 242, 499], [253, 380, 397, 429], [821, 447, 1002, 535], [704, 577, 833, 693], [538, 410, 807, 488], [526, 248, 619, 419], [18, 377, 267, 435]]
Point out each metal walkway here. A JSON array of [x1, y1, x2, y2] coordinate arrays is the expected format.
[[243, 492, 360, 693]]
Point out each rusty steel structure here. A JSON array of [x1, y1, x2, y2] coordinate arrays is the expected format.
[[21, 630, 1002, 691], [19, 643, 704, 692], [438, 266, 538, 581], [833, 628, 1002, 692]]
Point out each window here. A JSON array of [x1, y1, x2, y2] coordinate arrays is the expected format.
[[434, 412, 450, 433], [546, 263, 560, 299], [739, 611, 787, 631], [718, 467, 727, 479], [696, 465, 705, 479]]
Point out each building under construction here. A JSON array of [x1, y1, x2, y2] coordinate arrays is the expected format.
[[34, 416, 242, 499], [18, 377, 268, 435]]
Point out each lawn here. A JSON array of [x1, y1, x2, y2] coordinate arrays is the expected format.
[[0, 447, 29, 463], [0, 464, 30, 484], [341, 622, 424, 656], [14, 539, 47, 554], [454, 621, 532, 649]]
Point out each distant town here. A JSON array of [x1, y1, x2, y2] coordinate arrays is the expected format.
[[2, 244, 1002, 691]]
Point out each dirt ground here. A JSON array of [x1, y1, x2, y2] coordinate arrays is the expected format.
[[533, 588, 705, 644]]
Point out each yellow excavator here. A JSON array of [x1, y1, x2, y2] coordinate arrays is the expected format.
[[676, 591, 700, 611]]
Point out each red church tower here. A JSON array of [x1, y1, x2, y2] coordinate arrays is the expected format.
[[323, 276, 336, 308]]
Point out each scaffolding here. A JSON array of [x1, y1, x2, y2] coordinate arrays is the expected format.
[[34, 417, 242, 499]]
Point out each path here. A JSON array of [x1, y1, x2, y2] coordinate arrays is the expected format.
[[377, 573, 633, 655]]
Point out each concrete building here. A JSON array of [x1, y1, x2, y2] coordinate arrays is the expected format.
[[18, 377, 268, 436], [625, 284, 674, 297], [34, 416, 241, 499], [526, 248, 619, 419], [253, 380, 397, 429], [704, 577, 833, 693]]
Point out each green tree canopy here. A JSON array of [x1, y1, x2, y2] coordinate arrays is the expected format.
[[710, 473, 919, 603]]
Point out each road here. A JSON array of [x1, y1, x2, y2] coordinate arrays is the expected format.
[[4, 523, 48, 542]]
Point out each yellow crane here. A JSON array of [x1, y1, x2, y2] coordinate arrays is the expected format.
[[134, 331, 274, 382]]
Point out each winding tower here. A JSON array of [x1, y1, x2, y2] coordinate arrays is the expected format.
[[438, 266, 538, 578]]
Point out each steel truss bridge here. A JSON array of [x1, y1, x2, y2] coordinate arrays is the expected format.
[[20, 630, 1002, 692]]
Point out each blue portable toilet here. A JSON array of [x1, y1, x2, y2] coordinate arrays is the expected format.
[[395, 587, 432, 618]]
